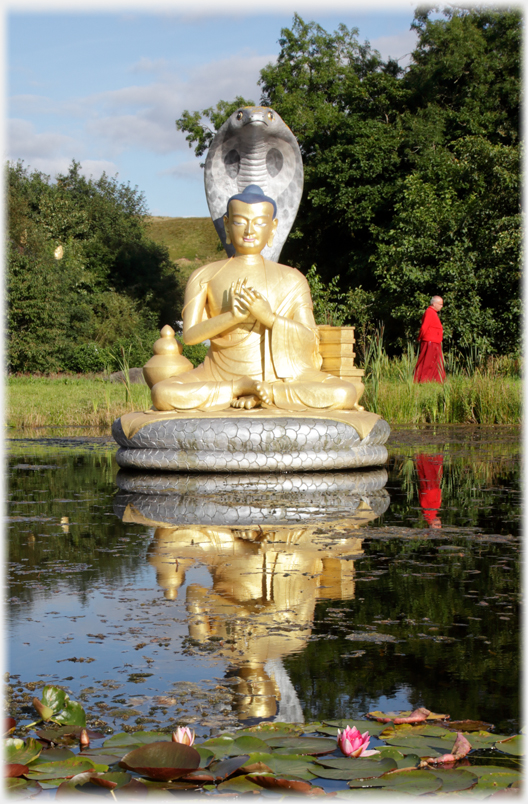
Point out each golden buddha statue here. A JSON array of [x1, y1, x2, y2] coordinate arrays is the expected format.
[[150, 185, 360, 413]]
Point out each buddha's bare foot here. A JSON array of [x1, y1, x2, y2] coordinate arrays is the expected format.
[[231, 394, 261, 410], [254, 381, 274, 406]]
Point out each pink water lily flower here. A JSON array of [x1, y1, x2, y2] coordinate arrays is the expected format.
[[337, 726, 379, 757], [172, 726, 195, 746]]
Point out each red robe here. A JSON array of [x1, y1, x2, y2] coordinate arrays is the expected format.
[[414, 306, 445, 383], [416, 453, 443, 526]]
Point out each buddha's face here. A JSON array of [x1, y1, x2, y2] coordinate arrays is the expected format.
[[224, 200, 278, 255]]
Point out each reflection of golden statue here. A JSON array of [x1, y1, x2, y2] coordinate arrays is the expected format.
[[142, 518, 370, 720], [151, 185, 361, 413]]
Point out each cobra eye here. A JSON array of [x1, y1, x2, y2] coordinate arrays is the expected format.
[[267, 111, 274, 120], [236, 111, 243, 120]]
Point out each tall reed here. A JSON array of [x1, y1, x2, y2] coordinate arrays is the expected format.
[[361, 326, 521, 425]]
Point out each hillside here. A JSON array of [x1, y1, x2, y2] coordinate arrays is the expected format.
[[145, 216, 223, 266]]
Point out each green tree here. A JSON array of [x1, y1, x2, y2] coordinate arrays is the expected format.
[[374, 135, 521, 353], [176, 8, 521, 355], [258, 14, 407, 293], [176, 96, 255, 158], [7, 161, 182, 373], [374, 6, 522, 353]]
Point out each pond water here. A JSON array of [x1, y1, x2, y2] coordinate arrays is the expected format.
[[6, 425, 520, 741]]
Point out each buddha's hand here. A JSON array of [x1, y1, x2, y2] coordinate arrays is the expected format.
[[237, 284, 276, 330], [230, 279, 251, 322]]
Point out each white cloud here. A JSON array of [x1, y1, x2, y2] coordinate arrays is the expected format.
[[76, 159, 121, 179], [162, 160, 204, 181], [10, 94, 55, 115], [371, 29, 418, 67], [78, 49, 272, 156], [5, 156, 118, 180], [8, 118, 81, 159], [129, 56, 170, 74]]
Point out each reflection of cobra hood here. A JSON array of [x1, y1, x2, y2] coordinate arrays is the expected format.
[[204, 105, 304, 262]]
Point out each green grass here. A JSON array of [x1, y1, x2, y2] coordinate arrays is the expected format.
[[363, 376, 522, 425], [6, 375, 152, 430], [6, 372, 521, 431], [145, 216, 223, 264]]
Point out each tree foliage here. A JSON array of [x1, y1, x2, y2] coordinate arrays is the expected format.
[[7, 161, 183, 373], [176, 96, 255, 158], [176, 7, 521, 355]]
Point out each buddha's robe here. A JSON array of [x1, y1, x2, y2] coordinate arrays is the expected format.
[[413, 306, 445, 383], [151, 259, 357, 412]]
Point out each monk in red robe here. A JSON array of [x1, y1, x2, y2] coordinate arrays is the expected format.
[[416, 453, 443, 529], [414, 296, 445, 383]]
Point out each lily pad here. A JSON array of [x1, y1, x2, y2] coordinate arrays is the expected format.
[[77, 752, 124, 764], [265, 736, 337, 755], [349, 768, 443, 794], [230, 735, 272, 754], [430, 768, 478, 792], [245, 753, 318, 780], [217, 774, 263, 793], [5, 778, 43, 799], [55, 772, 100, 797], [467, 766, 522, 778], [104, 730, 169, 748], [88, 772, 131, 789], [325, 719, 386, 737], [251, 773, 322, 793], [443, 720, 494, 732], [5, 717, 17, 734], [198, 736, 235, 759], [315, 757, 389, 771], [380, 723, 454, 739], [5, 737, 42, 766], [53, 700, 86, 727], [119, 740, 200, 781], [26, 757, 104, 780], [313, 758, 397, 781], [37, 726, 103, 743], [5, 764, 30, 778], [334, 789, 402, 798], [179, 769, 215, 782], [113, 777, 148, 796], [495, 735, 523, 756], [207, 755, 250, 780], [376, 746, 405, 760], [474, 771, 522, 790], [381, 738, 445, 756], [242, 761, 274, 774], [368, 709, 448, 723], [40, 686, 68, 713], [195, 745, 215, 766], [236, 724, 302, 740]]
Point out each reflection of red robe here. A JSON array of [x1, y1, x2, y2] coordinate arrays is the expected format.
[[416, 453, 443, 525], [414, 307, 445, 383]]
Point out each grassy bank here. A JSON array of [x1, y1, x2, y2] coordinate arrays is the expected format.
[[6, 375, 152, 430], [363, 376, 522, 425], [6, 372, 522, 430], [145, 216, 220, 264]]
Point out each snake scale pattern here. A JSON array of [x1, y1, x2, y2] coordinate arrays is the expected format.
[[204, 106, 304, 262]]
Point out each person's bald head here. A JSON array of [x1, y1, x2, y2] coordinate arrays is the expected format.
[[430, 296, 443, 312]]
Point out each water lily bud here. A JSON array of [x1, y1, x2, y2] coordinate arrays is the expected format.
[[79, 728, 90, 748], [337, 725, 379, 758], [172, 726, 195, 746]]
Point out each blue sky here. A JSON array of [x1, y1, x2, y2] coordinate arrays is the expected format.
[[8, 3, 421, 217]]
